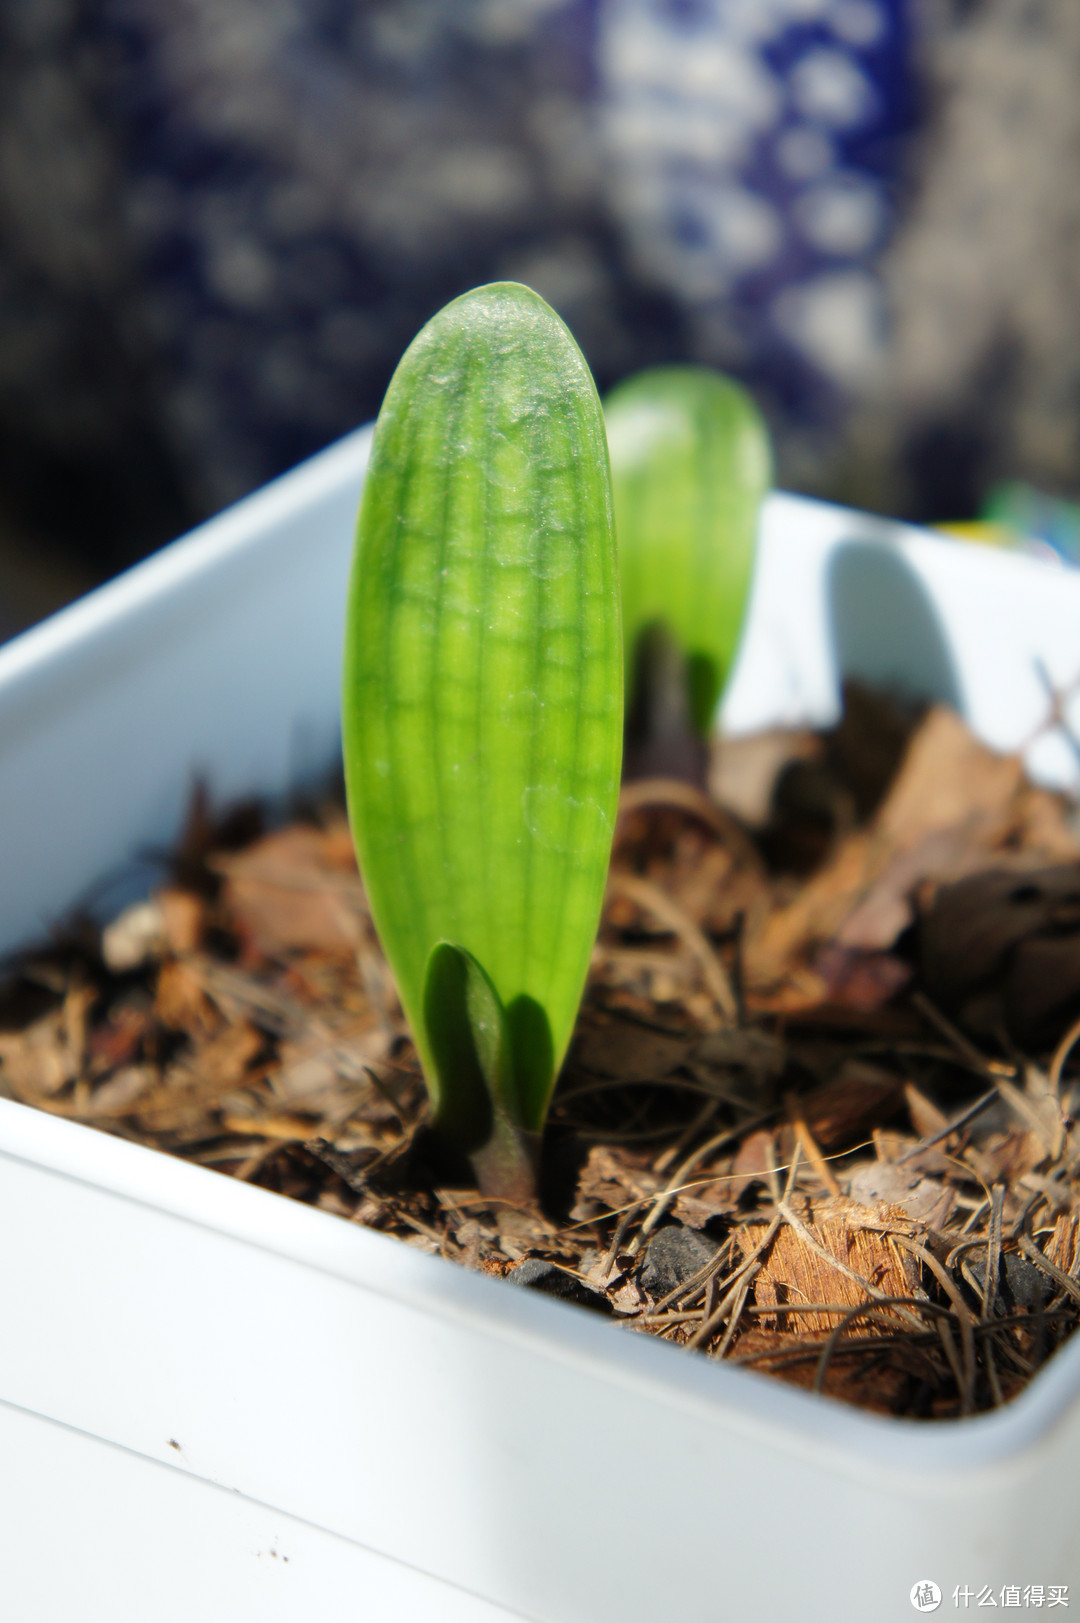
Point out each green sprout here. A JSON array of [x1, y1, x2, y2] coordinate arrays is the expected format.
[[604, 366, 771, 743], [342, 283, 622, 1203]]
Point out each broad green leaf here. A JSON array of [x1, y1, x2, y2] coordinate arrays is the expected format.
[[423, 942, 513, 1143], [343, 282, 622, 1149], [605, 366, 771, 735], [422, 941, 538, 1201]]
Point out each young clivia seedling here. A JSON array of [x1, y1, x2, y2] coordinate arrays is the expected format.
[[604, 367, 771, 770], [342, 283, 622, 1203]]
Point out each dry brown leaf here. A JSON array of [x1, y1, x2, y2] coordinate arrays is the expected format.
[[693, 1026, 785, 1076], [219, 826, 364, 956], [318, 814, 361, 868], [799, 1061, 905, 1151], [3, 700, 1079, 1426], [86, 1002, 147, 1074], [157, 889, 204, 955], [975, 1130, 1044, 1185], [744, 833, 874, 990], [846, 1160, 955, 1229], [903, 1081, 949, 1139], [728, 1128, 776, 1199], [655, 842, 749, 938], [875, 707, 1022, 848], [0, 1012, 77, 1101], [154, 960, 219, 1036], [185, 1022, 264, 1089], [131, 1022, 265, 1129], [571, 1020, 692, 1082], [921, 865, 1080, 1040], [673, 1178, 738, 1225], [270, 1028, 391, 1122], [571, 1145, 662, 1219], [836, 826, 994, 951], [495, 1207, 560, 1262], [99, 891, 201, 976], [87, 1064, 155, 1117], [744, 708, 1036, 999]]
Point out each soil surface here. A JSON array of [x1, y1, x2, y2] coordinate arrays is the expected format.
[[5, 682, 1080, 1419]]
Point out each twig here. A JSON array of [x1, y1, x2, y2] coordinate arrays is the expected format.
[[946, 1234, 990, 1269], [634, 1309, 711, 1328], [764, 1134, 782, 1205], [606, 872, 738, 1022], [957, 1196, 991, 1235], [681, 1217, 780, 1335], [652, 1236, 735, 1314], [653, 1096, 722, 1176], [897, 1087, 999, 1163], [983, 1335, 1005, 1408], [731, 1311, 1073, 1378], [599, 1203, 639, 1281], [983, 1184, 1005, 1318], [813, 1295, 954, 1395], [234, 1138, 288, 1181], [893, 1235, 977, 1415], [753, 1297, 943, 1319], [785, 1092, 841, 1195], [996, 1075, 1062, 1159], [688, 1263, 760, 1351], [712, 1276, 754, 1360], [1048, 1012, 1080, 1095], [731, 1333, 936, 1370], [363, 1064, 409, 1132], [910, 991, 1002, 1079], [1027, 656, 1080, 767], [623, 1107, 778, 1258], [729, 909, 747, 1027], [616, 778, 763, 872]]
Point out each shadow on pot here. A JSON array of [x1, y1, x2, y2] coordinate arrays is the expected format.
[[826, 538, 963, 715]]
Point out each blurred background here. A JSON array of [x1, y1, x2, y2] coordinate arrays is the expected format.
[[2, 0, 1079, 639]]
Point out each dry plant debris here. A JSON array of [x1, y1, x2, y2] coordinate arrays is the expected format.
[[5, 682, 1080, 1419]]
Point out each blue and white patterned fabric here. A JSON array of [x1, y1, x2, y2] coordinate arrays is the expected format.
[[598, 0, 915, 420], [0, 0, 917, 576]]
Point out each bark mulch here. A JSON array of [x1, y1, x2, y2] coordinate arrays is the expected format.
[[5, 681, 1080, 1420]]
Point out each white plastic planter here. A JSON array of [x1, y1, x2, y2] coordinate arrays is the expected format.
[[1, 430, 1080, 1623]]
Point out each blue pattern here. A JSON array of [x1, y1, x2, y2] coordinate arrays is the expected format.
[[0, 0, 917, 576]]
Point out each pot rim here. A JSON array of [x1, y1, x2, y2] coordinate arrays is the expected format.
[[2, 1091, 1077, 1481]]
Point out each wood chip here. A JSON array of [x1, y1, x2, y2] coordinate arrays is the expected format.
[[746, 1196, 920, 1334]]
